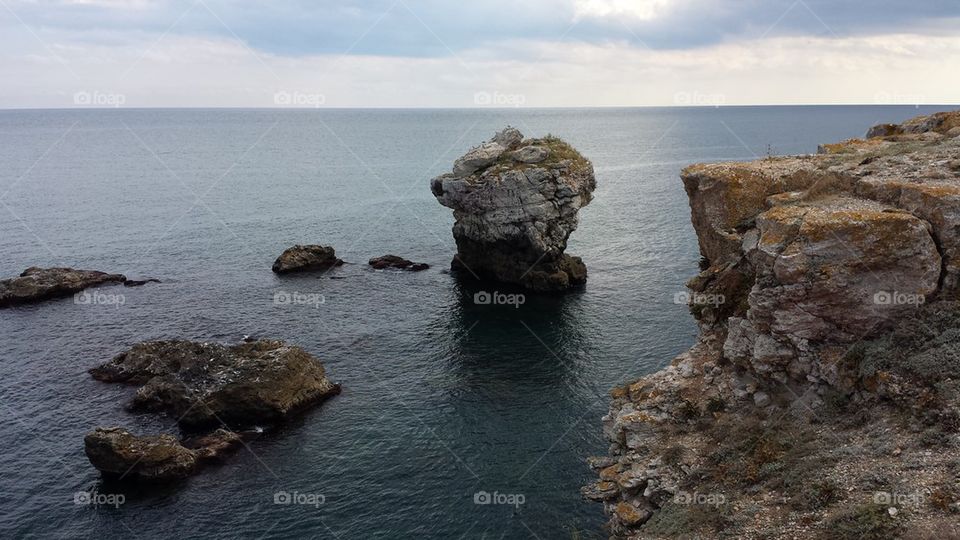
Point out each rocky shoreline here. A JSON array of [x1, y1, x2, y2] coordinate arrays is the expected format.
[[586, 110, 960, 538]]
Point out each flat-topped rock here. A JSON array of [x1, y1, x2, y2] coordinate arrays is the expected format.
[[368, 255, 429, 271], [89, 339, 341, 430], [0, 267, 126, 308], [272, 245, 344, 274], [431, 127, 596, 291]]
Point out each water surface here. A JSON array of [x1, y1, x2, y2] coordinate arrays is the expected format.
[[0, 105, 946, 538]]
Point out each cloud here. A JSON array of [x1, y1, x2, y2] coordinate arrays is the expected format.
[[574, 0, 675, 21], [1, 0, 959, 107], [4, 0, 960, 56]]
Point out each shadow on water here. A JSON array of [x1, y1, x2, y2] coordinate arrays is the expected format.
[[439, 275, 598, 392]]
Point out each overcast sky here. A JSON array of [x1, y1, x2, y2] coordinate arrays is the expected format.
[[2, 0, 959, 108]]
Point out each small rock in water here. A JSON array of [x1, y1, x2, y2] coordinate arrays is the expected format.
[[84, 427, 199, 481], [123, 278, 161, 287], [0, 267, 127, 308], [272, 245, 344, 274], [368, 255, 429, 271], [89, 339, 341, 430]]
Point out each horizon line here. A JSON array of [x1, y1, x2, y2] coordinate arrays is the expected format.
[[1, 103, 958, 112]]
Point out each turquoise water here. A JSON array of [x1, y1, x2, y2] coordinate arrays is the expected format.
[[0, 106, 948, 538]]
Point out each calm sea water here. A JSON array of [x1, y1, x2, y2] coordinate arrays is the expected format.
[[0, 105, 947, 539]]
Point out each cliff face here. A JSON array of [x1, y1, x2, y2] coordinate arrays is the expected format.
[[431, 127, 596, 291], [587, 111, 960, 539]]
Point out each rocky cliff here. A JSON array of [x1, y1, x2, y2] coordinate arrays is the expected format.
[[587, 111, 960, 539], [431, 127, 596, 291]]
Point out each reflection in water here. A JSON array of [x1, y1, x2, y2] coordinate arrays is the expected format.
[[442, 277, 600, 396]]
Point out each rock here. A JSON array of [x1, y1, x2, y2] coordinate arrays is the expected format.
[[89, 339, 341, 430], [511, 145, 549, 164], [753, 391, 771, 407], [0, 267, 126, 308], [452, 127, 523, 177], [272, 245, 343, 274], [183, 428, 244, 461], [368, 255, 429, 271], [581, 480, 619, 502], [590, 110, 960, 538], [587, 455, 617, 470], [84, 427, 198, 481], [614, 502, 653, 526], [84, 426, 246, 481], [866, 123, 901, 138], [431, 128, 596, 291], [123, 278, 161, 287]]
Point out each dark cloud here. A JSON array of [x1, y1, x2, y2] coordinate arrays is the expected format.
[[4, 0, 959, 57]]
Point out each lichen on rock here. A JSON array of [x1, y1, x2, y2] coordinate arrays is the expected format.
[[588, 110, 960, 538], [431, 127, 596, 291]]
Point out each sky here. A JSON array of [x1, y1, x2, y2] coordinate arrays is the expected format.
[[1, 0, 959, 108]]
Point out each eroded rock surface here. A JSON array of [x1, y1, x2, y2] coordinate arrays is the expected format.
[[272, 245, 344, 274], [431, 127, 596, 291], [589, 110, 960, 538], [84, 427, 243, 481], [0, 267, 126, 308], [90, 339, 341, 430]]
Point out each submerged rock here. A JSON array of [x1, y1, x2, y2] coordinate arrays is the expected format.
[[89, 339, 341, 430], [123, 278, 161, 287], [0, 267, 126, 308], [368, 255, 429, 271], [272, 245, 344, 274], [431, 127, 596, 291]]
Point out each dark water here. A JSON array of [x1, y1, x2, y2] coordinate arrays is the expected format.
[[0, 105, 947, 539]]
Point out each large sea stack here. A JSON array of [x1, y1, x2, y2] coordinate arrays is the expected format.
[[586, 111, 960, 538], [431, 127, 596, 291]]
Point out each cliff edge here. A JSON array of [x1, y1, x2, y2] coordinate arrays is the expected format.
[[586, 111, 960, 539]]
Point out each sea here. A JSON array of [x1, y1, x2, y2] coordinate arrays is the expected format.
[[0, 105, 949, 539]]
